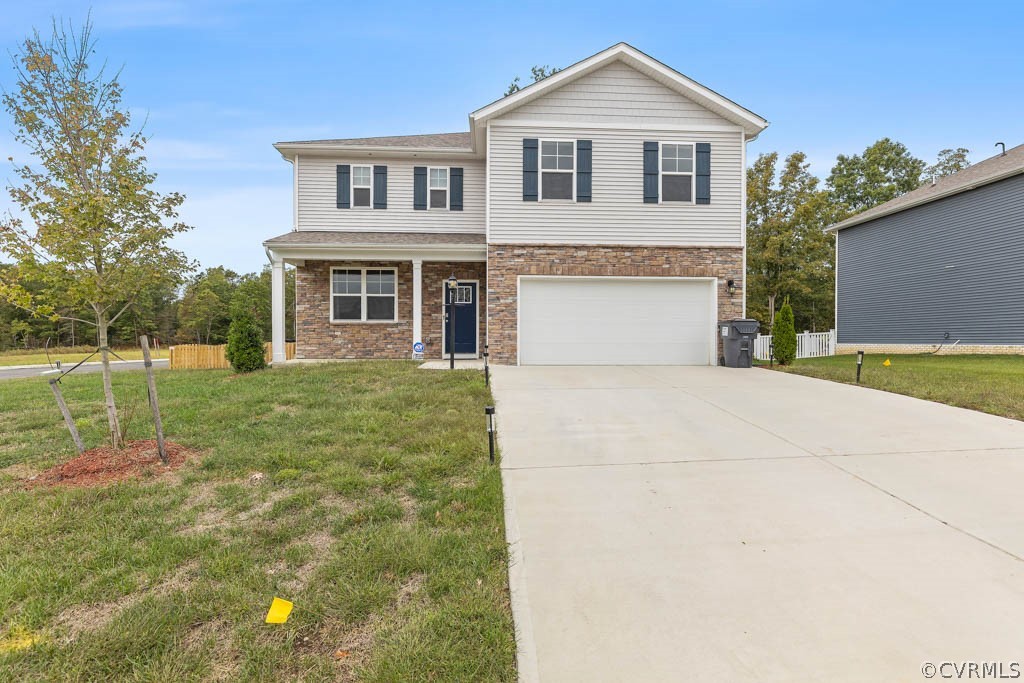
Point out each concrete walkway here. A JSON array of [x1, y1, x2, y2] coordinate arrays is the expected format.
[[492, 366, 1024, 682]]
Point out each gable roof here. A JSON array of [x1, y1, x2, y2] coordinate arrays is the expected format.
[[274, 132, 474, 160], [828, 143, 1024, 231], [469, 42, 768, 147]]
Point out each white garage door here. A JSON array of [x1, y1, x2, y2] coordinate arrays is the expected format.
[[518, 277, 715, 365]]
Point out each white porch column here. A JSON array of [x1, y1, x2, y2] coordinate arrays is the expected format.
[[412, 258, 423, 357], [271, 255, 286, 364]]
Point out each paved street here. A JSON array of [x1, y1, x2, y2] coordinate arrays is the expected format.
[[0, 359, 168, 381]]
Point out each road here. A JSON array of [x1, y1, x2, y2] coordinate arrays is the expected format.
[[0, 359, 168, 381]]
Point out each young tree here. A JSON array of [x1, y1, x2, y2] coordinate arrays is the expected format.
[[746, 151, 837, 331], [772, 299, 797, 365], [504, 64, 561, 96], [924, 147, 970, 181], [225, 311, 266, 372], [0, 19, 193, 447], [826, 138, 925, 213]]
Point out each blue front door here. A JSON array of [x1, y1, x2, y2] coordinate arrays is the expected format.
[[444, 282, 477, 355]]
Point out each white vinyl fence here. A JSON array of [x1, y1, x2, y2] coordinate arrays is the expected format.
[[753, 330, 836, 361]]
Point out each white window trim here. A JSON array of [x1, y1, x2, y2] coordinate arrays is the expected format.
[[351, 165, 373, 209], [539, 138, 576, 202], [329, 266, 398, 323], [427, 166, 450, 210], [658, 141, 695, 205]]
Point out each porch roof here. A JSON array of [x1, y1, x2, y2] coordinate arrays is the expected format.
[[263, 230, 486, 263]]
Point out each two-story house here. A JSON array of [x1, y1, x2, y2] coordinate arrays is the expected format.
[[263, 43, 767, 366]]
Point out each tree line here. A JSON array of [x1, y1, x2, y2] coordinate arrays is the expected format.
[[746, 140, 970, 333], [0, 264, 295, 350]]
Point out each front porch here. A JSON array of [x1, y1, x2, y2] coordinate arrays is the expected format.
[[264, 231, 487, 362]]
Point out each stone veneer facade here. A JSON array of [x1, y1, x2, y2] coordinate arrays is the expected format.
[[295, 260, 486, 360], [486, 244, 745, 364]]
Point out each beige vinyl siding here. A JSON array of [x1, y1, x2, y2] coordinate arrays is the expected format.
[[488, 125, 743, 245], [497, 61, 734, 129], [297, 156, 484, 233]]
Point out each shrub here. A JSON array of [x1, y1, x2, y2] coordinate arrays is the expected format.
[[225, 312, 266, 372], [773, 299, 797, 365]]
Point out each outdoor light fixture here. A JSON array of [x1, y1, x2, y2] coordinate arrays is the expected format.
[[485, 406, 496, 465], [726, 279, 737, 295], [856, 350, 865, 383], [446, 273, 458, 370], [483, 344, 490, 386]]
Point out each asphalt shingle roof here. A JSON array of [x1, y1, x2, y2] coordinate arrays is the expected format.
[[263, 231, 485, 246], [276, 132, 471, 150], [830, 143, 1024, 231]]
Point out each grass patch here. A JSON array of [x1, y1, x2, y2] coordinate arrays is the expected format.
[[771, 353, 1024, 421], [0, 346, 151, 367], [0, 362, 515, 681]]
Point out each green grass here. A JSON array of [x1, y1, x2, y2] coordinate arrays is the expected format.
[[771, 353, 1024, 421], [0, 362, 515, 681], [0, 346, 150, 367]]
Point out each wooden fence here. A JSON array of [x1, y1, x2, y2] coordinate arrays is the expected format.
[[168, 342, 295, 369], [753, 330, 836, 361]]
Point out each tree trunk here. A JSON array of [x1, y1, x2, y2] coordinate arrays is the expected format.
[[97, 312, 123, 449], [768, 293, 777, 332]]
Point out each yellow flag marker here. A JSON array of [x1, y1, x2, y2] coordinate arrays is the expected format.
[[265, 597, 293, 624], [883, 358, 891, 367]]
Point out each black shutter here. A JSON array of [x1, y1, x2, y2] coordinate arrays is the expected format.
[[372, 165, 387, 209], [450, 167, 463, 211], [523, 138, 538, 201], [413, 166, 427, 210], [576, 140, 592, 202], [643, 142, 659, 203], [695, 143, 711, 204], [336, 164, 351, 209]]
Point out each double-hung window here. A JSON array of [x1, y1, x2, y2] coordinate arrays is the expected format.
[[351, 165, 372, 207], [660, 143, 694, 203], [540, 140, 574, 200], [331, 268, 397, 322], [429, 168, 448, 209]]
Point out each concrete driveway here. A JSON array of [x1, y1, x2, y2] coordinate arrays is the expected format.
[[492, 366, 1024, 682]]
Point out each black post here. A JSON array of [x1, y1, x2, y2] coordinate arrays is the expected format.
[[448, 285, 456, 370], [483, 344, 489, 386], [856, 350, 864, 383], [485, 406, 496, 465]]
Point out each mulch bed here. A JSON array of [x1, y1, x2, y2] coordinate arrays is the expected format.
[[28, 440, 195, 489]]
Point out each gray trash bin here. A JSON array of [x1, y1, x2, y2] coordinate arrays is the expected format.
[[719, 319, 760, 368]]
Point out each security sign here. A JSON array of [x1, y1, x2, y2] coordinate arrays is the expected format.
[[413, 341, 424, 354]]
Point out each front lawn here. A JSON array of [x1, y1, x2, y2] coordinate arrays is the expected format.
[[0, 362, 515, 681], [772, 353, 1024, 421]]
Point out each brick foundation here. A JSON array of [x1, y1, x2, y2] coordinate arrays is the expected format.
[[294, 260, 486, 360], [837, 343, 1024, 356], [486, 244, 744, 364]]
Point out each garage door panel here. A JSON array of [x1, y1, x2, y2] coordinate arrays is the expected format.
[[519, 278, 713, 365]]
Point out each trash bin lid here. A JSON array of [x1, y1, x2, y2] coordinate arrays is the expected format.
[[731, 319, 760, 334]]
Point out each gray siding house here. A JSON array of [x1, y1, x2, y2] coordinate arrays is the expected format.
[[828, 144, 1024, 354]]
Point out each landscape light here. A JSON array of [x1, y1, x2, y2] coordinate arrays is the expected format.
[[485, 406, 496, 465]]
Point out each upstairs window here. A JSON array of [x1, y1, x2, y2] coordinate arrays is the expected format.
[[429, 167, 448, 209], [660, 143, 694, 203], [352, 165, 372, 207], [540, 140, 574, 200]]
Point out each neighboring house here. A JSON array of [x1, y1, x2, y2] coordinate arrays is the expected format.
[[263, 43, 768, 365], [828, 143, 1024, 354]]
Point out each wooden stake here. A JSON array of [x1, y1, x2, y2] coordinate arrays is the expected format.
[[49, 378, 85, 454], [140, 335, 168, 464]]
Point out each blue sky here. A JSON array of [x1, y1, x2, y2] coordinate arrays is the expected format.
[[2, 1, 1022, 274]]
